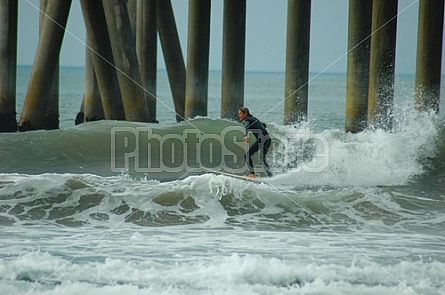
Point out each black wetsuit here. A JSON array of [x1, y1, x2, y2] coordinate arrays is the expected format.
[[242, 114, 272, 177]]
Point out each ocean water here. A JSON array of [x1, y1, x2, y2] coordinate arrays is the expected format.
[[1, 67, 445, 295]]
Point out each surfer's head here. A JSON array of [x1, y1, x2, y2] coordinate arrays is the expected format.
[[238, 107, 250, 120]]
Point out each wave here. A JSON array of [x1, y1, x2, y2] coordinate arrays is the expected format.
[[0, 106, 443, 187], [2, 249, 444, 295], [0, 173, 443, 232]]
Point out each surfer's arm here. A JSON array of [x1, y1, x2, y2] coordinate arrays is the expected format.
[[242, 120, 249, 143], [242, 120, 250, 136]]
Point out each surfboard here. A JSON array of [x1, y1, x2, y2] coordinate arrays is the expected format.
[[202, 167, 265, 183]]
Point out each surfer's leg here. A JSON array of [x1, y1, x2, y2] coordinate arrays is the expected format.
[[245, 141, 259, 174], [260, 139, 272, 177], [245, 154, 255, 175]]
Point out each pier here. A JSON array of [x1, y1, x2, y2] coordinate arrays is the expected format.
[[0, 0, 444, 132]]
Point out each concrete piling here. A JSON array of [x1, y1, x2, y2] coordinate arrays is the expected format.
[[1, 1, 442, 131], [158, 0, 186, 122], [184, 0, 211, 119], [44, 67, 60, 129], [40, 0, 59, 130], [127, 0, 137, 41], [414, 0, 444, 113], [75, 99, 85, 125], [283, 0, 311, 125], [220, 0, 246, 121], [137, 0, 158, 122], [80, 0, 125, 121], [18, 0, 72, 131], [102, 0, 151, 122], [0, 0, 18, 132], [367, 0, 398, 130], [83, 46, 104, 122], [345, 0, 372, 133]]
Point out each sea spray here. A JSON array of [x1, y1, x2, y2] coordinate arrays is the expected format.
[[268, 102, 443, 187]]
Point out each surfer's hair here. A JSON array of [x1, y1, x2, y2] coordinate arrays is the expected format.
[[238, 107, 250, 115]]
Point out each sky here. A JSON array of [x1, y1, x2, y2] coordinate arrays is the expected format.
[[16, 0, 444, 75]]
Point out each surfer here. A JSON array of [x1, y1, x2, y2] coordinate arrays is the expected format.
[[237, 107, 273, 178]]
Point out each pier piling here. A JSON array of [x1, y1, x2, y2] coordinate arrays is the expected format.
[[18, 0, 72, 131], [284, 0, 311, 125], [345, 0, 372, 133], [102, 0, 151, 122], [80, 0, 125, 121], [0, 0, 18, 132], [40, 0, 59, 130], [137, 0, 158, 122], [414, 0, 444, 113], [83, 47, 104, 122], [367, 0, 398, 130], [184, 0, 211, 119], [220, 0, 246, 121], [158, 0, 186, 122], [127, 0, 137, 41], [1, 1, 443, 132]]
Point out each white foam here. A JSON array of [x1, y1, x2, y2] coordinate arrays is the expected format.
[[1, 247, 444, 295], [270, 104, 443, 187]]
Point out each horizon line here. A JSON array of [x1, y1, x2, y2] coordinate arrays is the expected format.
[[16, 64, 423, 77]]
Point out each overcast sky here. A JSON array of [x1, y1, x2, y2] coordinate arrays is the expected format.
[[17, 0, 443, 74]]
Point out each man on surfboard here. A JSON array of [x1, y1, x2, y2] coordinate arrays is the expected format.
[[237, 107, 273, 178]]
